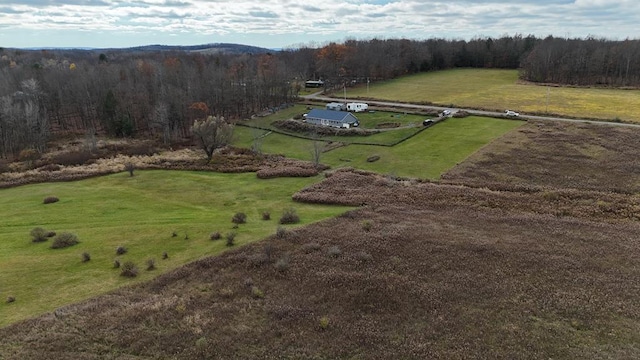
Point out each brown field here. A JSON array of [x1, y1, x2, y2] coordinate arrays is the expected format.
[[1, 122, 640, 359]]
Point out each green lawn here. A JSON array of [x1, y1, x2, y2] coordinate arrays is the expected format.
[[0, 171, 350, 327], [235, 116, 524, 179], [344, 68, 640, 122], [322, 116, 524, 178]]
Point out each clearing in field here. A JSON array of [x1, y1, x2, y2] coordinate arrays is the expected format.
[[0, 170, 350, 327], [345, 68, 640, 122]]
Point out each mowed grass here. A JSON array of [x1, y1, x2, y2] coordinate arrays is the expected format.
[[345, 68, 640, 122], [236, 116, 524, 179], [0, 170, 350, 327]]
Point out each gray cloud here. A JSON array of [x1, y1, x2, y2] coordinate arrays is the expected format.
[[0, 0, 638, 49]]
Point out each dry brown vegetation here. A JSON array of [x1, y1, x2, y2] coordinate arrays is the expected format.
[[1, 122, 639, 359], [443, 120, 640, 194]]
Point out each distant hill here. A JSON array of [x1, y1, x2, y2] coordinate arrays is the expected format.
[[124, 43, 275, 54], [17, 43, 276, 54]]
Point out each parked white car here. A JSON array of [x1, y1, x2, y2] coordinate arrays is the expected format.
[[505, 110, 519, 117], [441, 109, 452, 117]]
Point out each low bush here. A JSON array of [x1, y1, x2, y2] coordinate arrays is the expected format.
[[30, 227, 49, 243], [162, 251, 169, 259], [113, 259, 121, 268], [210, 232, 221, 241], [232, 212, 247, 224], [120, 261, 138, 277], [81, 252, 91, 262], [43, 196, 59, 204], [319, 316, 330, 330], [50, 232, 79, 249], [51, 150, 96, 166], [46, 231, 56, 238], [262, 211, 271, 220], [327, 245, 342, 258], [115, 246, 127, 255], [366, 155, 380, 163], [251, 286, 264, 299], [226, 232, 236, 247], [38, 164, 61, 172], [279, 208, 300, 224], [275, 255, 290, 272], [361, 220, 373, 231], [301, 242, 321, 253], [146, 258, 156, 270], [6, 296, 15, 304], [276, 226, 287, 239]]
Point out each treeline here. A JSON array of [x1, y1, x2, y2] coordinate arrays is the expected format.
[[1, 34, 640, 158], [520, 36, 640, 86], [0, 49, 295, 157]]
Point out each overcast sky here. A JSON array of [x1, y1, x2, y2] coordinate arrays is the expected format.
[[0, 0, 638, 49]]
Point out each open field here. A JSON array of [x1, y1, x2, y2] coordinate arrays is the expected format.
[[0, 170, 350, 327], [236, 115, 524, 179], [345, 69, 640, 122], [443, 120, 640, 193], [1, 167, 638, 359]]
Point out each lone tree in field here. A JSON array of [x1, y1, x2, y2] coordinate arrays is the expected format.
[[191, 115, 234, 162]]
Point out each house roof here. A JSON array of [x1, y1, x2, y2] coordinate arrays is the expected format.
[[307, 109, 358, 123]]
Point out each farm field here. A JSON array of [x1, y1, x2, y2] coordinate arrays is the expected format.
[[237, 114, 524, 179], [0, 170, 350, 327], [345, 68, 640, 122], [2, 159, 639, 358]]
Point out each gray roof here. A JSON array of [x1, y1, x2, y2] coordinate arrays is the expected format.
[[306, 109, 358, 123]]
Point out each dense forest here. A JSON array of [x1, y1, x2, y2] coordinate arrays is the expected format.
[[1, 34, 639, 158]]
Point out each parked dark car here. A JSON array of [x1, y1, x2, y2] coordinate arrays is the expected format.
[[423, 119, 434, 127]]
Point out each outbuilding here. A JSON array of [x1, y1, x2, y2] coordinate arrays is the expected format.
[[304, 109, 359, 128]]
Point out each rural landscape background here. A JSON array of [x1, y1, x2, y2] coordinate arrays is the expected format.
[[1, 35, 640, 359]]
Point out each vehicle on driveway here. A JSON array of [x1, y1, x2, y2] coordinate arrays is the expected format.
[[423, 119, 434, 127], [505, 110, 519, 117], [441, 109, 452, 117]]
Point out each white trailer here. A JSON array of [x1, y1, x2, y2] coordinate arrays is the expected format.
[[346, 102, 368, 112]]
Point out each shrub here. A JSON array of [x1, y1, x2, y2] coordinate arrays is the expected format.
[[354, 250, 373, 262], [251, 286, 264, 299], [146, 258, 156, 270], [124, 162, 135, 177], [279, 208, 300, 224], [232, 212, 247, 224], [113, 259, 121, 268], [262, 211, 271, 220], [39, 164, 61, 172], [162, 251, 169, 259], [120, 261, 138, 277], [43, 196, 59, 204], [275, 255, 290, 272], [81, 252, 91, 262], [46, 231, 56, 238], [276, 226, 287, 239], [319, 316, 330, 330], [301, 242, 321, 253], [30, 227, 49, 243], [51, 150, 95, 166], [171, 231, 178, 237], [115, 246, 127, 255], [210, 231, 221, 241], [6, 296, 15, 304], [226, 232, 236, 246], [51, 232, 79, 249], [327, 245, 342, 258]]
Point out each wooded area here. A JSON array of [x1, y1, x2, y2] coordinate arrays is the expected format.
[[1, 34, 639, 157]]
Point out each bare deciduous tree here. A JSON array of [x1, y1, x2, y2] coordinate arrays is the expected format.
[[191, 115, 234, 162]]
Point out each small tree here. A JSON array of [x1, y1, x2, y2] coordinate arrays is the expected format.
[[191, 115, 234, 162]]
